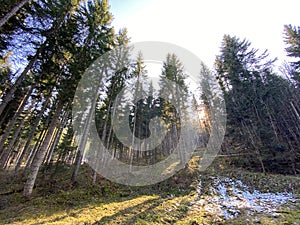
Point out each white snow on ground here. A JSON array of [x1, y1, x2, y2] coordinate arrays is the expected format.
[[190, 176, 297, 220]]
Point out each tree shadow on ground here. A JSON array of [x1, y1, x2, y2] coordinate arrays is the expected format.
[[92, 197, 163, 225], [0, 163, 198, 225]]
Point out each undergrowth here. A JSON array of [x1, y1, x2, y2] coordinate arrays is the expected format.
[[0, 157, 299, 225]]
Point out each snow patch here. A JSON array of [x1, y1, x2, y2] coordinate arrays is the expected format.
[[190, 176, 297, 220]]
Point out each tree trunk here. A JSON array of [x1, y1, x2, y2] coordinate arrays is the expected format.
[[23, 128, 47, 174], [0, 87, 33, 155], [72, 82, 100, 183], [0, 118, 25, 168], [0, 104, 11, 128], [71, 149, 83, 184], [5, 140, 23, 169], [46, 111, 68, 166], [43, 127, 58, 165], [92, 170, 97, 184], [0, 3, 76, 116], [23, 102, 63, 198], [0, 101, 34, 168], [0, 0, 29, 27], [0, 54, 39, 116], [14, 95, 51, 171]]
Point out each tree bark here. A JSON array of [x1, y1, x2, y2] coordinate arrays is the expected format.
[[23, 128, 47, 174], [45, 111, 68, 166], [0, 3, 76, 116], [0, 87, 33, 156], [0, 118, 25, 168], [0, 54, 39, 116], [0, 0, 29, 27], [23, 102, 63, 198], [14, 95, 51, 171], [72, 81, 101, 183]]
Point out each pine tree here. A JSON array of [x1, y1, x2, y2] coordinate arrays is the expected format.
[[284, 24, 300, 86], [215, 34, 300, 174], [22, 0, 117, 197], [215, 35, 275, 173], [158, 53, 189, 160]]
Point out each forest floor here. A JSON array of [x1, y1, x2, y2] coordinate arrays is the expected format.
[[0, 157, 299, 225]]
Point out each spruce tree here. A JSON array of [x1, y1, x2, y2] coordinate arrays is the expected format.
[[284, 24, 300, 86]]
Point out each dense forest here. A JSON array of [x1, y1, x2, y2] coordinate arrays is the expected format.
[[0, 1, 299, 222]]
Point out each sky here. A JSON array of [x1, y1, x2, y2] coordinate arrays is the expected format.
[[109, 0, 300, 71]]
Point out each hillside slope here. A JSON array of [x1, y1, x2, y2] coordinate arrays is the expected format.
[[0, 158, 299, 225]]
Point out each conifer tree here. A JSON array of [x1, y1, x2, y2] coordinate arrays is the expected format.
[[284, 24, 300, 86]]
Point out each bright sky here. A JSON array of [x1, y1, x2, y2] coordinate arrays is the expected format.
[[109, 0, 300, 71]]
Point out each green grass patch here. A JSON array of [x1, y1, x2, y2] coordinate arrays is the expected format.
[[0, 157, 299, 225]]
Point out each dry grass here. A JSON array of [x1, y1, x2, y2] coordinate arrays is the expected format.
[[0, 158, 299, 225]]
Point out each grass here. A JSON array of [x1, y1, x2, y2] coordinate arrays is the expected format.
[[0, 157, 299, 225]]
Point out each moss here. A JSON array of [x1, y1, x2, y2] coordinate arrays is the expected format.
[[0, 158, 299, 225]]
